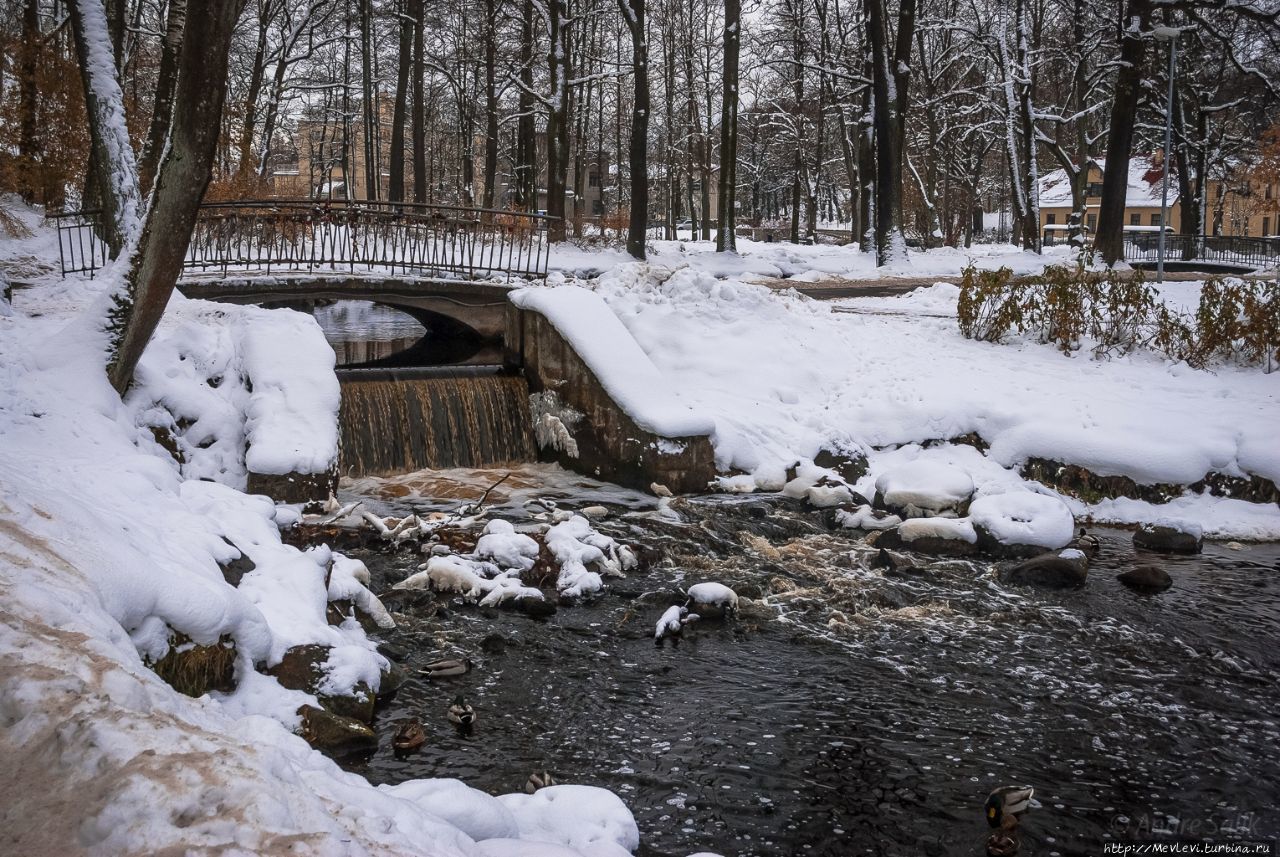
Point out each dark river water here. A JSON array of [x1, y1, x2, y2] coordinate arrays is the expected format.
[[332, 465, 1280, 857]]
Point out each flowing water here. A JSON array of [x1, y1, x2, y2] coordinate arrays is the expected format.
[[338, 371, 536, 476], [332, 465, 1280, 857]]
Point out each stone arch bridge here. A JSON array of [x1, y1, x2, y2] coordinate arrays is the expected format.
[[54, 199, 550, 356]]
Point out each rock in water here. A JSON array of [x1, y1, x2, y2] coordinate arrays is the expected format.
[[1117, 564, 1173, 591], [1002, 549, 1089, 589], [1133, 523, 1202, 554]]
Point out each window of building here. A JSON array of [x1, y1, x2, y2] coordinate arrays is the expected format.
[[1086, 182, 1104, 198], [592, 199, 604, 215], [1046, 213, 1057, 225], [1265, 183, 1273, 200], [588, 173, 600, 188], [1087, 213, 1098, 231], [1151, 213, 1162, 227], [1130, 213, 1141, 227], [1264, 216, 1272, 237]]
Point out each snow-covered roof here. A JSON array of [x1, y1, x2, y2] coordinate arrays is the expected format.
[[1039, 155, 1178, 208]]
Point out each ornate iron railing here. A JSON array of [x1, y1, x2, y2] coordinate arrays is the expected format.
[[53, 199, 554, 282]]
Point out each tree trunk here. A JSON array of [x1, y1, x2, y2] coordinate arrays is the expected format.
[[620, 0, 649, 258], [1095, 0, 1152, 266], [865, 0, 913, 264], [360, 0, 378, 200], [16, 0, 41, 202], [546, 0, 571, 241], [411, 0, 426, 202], [232, 1, 265, 185], [73, 0, 246, 391], [515, 0, 536, 209], [389, 0, 411, 202], [70, 0, 142, 257], [715, 0, 740, 252], [482, 0, 499, 209]]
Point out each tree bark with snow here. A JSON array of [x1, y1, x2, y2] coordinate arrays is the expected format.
[[71, 0, 247, 392], [865, 0, 916, 265]]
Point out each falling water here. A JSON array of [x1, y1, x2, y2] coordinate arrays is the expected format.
[[338, 368, 537, 476]]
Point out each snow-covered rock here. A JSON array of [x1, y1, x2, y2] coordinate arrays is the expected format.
[[381, 778, 521, 841], [498, 784, 640, 856], [969, 490, 1075, 553], [874, 462, 975, 518], [686, 582, 739, 618], [475, 518, 542, 570]]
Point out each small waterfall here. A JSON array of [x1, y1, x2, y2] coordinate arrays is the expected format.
[[338, 368, 537, 476]]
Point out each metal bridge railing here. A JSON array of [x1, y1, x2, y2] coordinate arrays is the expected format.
[[53, 199, 554, 282]]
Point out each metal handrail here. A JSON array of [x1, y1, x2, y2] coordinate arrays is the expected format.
[[52, 200, 554, 282]]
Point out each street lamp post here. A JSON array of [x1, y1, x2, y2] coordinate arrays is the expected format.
[[1154, 25, 1183, 283]]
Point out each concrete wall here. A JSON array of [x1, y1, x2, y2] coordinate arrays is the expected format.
[[505, 305, 717, 495]]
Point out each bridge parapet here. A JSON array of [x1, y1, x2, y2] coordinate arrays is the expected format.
[[54, 199, 553, 283]]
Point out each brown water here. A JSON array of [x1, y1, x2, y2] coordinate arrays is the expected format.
[[338, 373, 537, 476], [331, 475, 1280, 857]]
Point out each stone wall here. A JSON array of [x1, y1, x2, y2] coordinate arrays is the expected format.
[[505, 305, 717, 494]]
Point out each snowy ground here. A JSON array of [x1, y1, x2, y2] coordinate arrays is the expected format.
[[549, 236, 1078, 282], [0, 204, 653, 856], [2, 204, 1278, 855]]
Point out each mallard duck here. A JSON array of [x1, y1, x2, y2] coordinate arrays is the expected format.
[[1075, 527, 1101, 557], [985, 819, 1020, 857], [393, 718, 427, 752], [421, 658, 473, 679], [525, 770, 556, 794], [985, 785, 1034, 829], [984, 786, 1033, 856], [448, 695, 476, 730]]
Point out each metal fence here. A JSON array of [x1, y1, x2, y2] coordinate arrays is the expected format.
[[53, 199, 554, 282], [1122, 234, 1280, 270], [1038, 228, 1280, 269]]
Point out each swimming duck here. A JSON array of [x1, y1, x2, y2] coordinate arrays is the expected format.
[[421, 658, 473, 679], [1075, 527, 1101, 557], [985, 785, 1034, 828], [393, 718, 427, 753], [985, 786, 1033, 857], [525, 770, 556, 794], [448, 695, 476, 730]]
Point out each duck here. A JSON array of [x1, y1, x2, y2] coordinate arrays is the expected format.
[[421, 658, 473, 679], [985, 785, 1034, 829], [393, 718, 427, 753], [984, 786, 1033, 855], [448, 695, 476, 731], [525, 770, 556, 794], [1075, 527, 1101, 558]]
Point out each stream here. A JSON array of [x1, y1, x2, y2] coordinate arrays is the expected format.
[[329, 464, 1280, 857]]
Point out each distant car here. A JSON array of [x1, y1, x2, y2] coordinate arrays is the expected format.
[[675, 220, 694, 231]]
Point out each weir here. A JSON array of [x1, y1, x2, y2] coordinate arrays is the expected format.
[[337, 367, 537, 476]]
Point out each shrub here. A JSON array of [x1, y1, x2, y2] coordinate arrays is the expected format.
[[957, 264, 1279, 372]]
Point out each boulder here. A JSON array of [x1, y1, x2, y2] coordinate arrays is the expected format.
[[969, 492, 1076, 558], [1117, 564, 1173, 591], [813, 447, 869, 484], [873, 548, 925, 576], [266, 643, 377, 724], [873, 462, 974, 518], [875, 518, 980, 557], [148, 632, 237, 697], [1002, 549, 1089, 589], [299, 705, 378, 755], [512, 594, 558, 619], [1133, 523, 1202, 554]]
